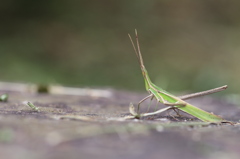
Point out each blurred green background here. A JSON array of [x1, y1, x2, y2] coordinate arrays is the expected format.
[[1, 1, 240, 93]]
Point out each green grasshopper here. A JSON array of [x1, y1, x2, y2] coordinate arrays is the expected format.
[[128, 30, 228, 123]]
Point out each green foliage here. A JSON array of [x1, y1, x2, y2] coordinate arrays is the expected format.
[[1, 1, 240, 92], [0, 94, 8, 102], [25, 102, 39, 111]]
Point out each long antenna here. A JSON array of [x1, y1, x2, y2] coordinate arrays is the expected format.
[[128, 33, 140, 65], [128, 29, 145, 68], [134, 29, 145, 67]]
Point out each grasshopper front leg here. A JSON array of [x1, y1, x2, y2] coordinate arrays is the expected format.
[[137, 94, 154, 113]]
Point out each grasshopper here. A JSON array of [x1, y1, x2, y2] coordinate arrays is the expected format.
[[128, 30, 228, 122]]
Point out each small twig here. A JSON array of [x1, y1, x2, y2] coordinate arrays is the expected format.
[[51, 115, 93, 121]]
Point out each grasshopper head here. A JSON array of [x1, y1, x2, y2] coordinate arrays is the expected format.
[[141, 66, 152, 91]]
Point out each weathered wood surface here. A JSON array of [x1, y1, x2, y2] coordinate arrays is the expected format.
[[0, 89, 239, 159]]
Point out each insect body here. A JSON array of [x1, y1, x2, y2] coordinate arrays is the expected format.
[[128, 30, 228, 122]]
